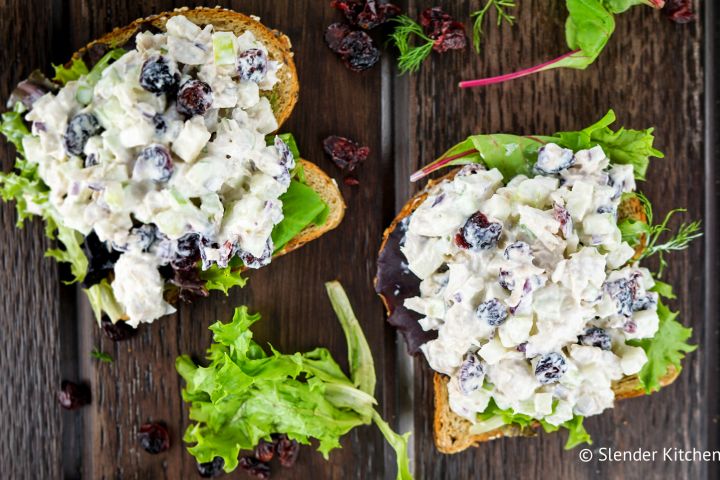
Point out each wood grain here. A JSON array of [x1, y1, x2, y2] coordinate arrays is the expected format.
[[0, 0, 713, 479]]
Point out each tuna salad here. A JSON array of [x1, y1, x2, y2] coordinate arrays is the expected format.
[[0, 14, 329, 328]]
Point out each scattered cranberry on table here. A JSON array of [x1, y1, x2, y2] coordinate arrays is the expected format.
[[322, 135, 370, 186], [239, 456, 271, 479], [57, 380, 91, 410], [197, 457, 225, 478], [101, 316, 138, 341], [331, 0, 400, 29], [254, 438, 275, 463], [274, 434, 299, 468], [138, 422, 170, 454], [419, 6, 467, 53]]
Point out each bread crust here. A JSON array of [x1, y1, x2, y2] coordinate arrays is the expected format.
[[375, 167, 676, 454]]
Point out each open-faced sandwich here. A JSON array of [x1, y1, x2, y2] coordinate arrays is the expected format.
[[0, 7, 344, 328], [376, 111, 699, 452]]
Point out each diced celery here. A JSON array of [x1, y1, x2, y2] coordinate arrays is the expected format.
[[213, 32, 236, 65]]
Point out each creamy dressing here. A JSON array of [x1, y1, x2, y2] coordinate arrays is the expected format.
[[21, 15, 290, 327], [402, 144, 658, 424]]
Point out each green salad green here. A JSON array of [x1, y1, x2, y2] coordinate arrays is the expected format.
[[177, 282, 412, 479]]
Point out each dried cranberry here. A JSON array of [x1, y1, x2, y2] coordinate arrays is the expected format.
[[323, 135, 370, 171], [274, 136, 295, 171], [343, 175, 360, 186], [662, 0, 696, 23], [534, 353, 567, 384], [101, 316, 138, 341], [64, 113, 102, 156], [254, 439, 275, 463], [498, 269, 514, 290], [476, 298, 508, 327], [197, 457, 224, 478], [139, 55, 180, 94], [534, 145, 575, 174], [82, 231, 121, 288], [176, 80, 213, 117], [603, 277, 639, 317], [171, 266, 209, 302], [151, 113, 167, 133], [84, 153, 99, 168], [553, 203, 572, 238], [238, 239, 273, 270], [275, 434, 299, 468], [325, 22, 353, 52], [238, 456, 271, 479], [578, 327, 612, 351], [458, 353, 485, 394], [331, 0, 401, 29], [503, 241, 531, 261], [133, 144, 174, 183], [339, 31, 380, 71], [419, 7, 467, 53], [624, 320, 637, 334], [633, 292, 658, 312], [455, 212, 502, 251], [237, 49, 268, 83], [138, 423, 170, 454], [57, 381, 91, 410], [172, 233, 202, 271]]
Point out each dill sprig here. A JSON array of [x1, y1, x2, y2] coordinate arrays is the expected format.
[[390, 15, 435, 74], [91, 348, 114, 363], [631, 192, 703, 277], [471, 0, 517, 53]]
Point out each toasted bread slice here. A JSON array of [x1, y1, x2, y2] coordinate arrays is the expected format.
[[69, 8, 344, 314], [376, 168, 676, 454]]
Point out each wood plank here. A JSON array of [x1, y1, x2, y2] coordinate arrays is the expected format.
[[399, 1, 708, 479], [0, 0, 72, 478]]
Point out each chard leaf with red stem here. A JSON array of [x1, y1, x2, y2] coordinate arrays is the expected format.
[[460, 0, 663, 88]]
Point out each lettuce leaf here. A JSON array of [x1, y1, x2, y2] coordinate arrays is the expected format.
[[52, 57, 89, 85], [325, 281, 376, 395], [85, 279, 125, 324], [412, 110, 663, 182], [272, 180, 329, 252], [627, 299, 696, 393], [177, 287, 412, 479], [479, 399, 592, 449], [553, 110, 664, 180], [561, 416, 592, 449], [0, 103, 30, 154], [45, 224, 88, 284], [199, 257, 247, 295]]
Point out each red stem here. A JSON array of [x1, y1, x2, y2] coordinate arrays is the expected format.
[[410, 148, 478, 182], [459, 50, 582, 88]]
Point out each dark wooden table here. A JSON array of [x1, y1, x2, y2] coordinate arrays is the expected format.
[[0, 1, 716, 479]]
